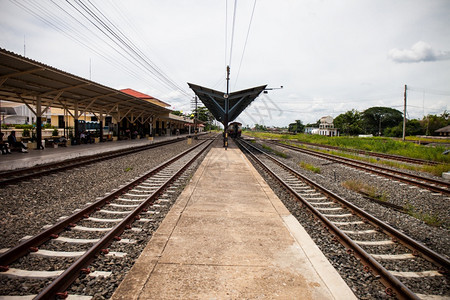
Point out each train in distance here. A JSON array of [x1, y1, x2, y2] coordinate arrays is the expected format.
[[227, 122, 242, 138]]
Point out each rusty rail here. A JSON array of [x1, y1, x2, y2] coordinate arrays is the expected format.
[[238, 139, 449, 300], [269, 140, 450, 195]]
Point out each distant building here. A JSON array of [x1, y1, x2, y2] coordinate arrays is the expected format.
[[1, 100, 53, 125], [304, 127, 319, 135], [318, 116, 339, 136], [435, 125, 450, 136]]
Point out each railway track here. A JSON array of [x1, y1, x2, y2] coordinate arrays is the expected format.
[[0, 138, 214, 299], [237, 138, 449, 300], [276, 139, 441, 166], [0, 136, 190, 186], [266, 140, 450, 195]]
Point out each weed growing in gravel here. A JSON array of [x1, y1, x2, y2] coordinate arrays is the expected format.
[[124, 167, 133, 172], [404, 203, 443, 227], [261, 144, 288, 158], [299, 161, 321, 173], [422, 164, 450, 177], [342, 180, 388, 201]]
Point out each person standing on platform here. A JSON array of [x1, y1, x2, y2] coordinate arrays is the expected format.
[[7, 131, 28, 153]]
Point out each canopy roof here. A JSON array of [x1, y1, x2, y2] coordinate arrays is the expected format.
[[0, 48, 170, 119], [188, 83, 266, 125], [120, 88, 171, 107]]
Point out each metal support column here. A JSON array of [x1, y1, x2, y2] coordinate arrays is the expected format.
[[36, 96, 43, 150], [74, 102, 79, 145], [99, 113, 104, 142], [149, 117, 153, 137]]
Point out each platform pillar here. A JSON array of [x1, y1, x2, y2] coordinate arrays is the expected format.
[[99, 113, 104, 142], [36, 96, 43, 150]]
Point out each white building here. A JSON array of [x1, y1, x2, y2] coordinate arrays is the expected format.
[[0, 100, 51, 125], [318, 116, 339, 136]]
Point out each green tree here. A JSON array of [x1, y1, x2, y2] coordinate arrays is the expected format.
[[190, 106, 218, 131], [191, 106, 214, 122], [421, 111, 449, 136], [288, 119, 304, 133], [254, 124, 268, 131], [406, 119, 425, 136], [333, 109, 362, 135], [171, 110, 184, 116], [384, 119, 424, 137], [361, 107, 403, 136], [305, 120, 320, 128]]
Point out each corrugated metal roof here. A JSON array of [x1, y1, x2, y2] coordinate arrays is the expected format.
[[0, 48, 170, 119], [120, 88, 171, 107]]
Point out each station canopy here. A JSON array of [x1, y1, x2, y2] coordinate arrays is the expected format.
[[0, 48, 170, 120], [188, 83, 266, 125]]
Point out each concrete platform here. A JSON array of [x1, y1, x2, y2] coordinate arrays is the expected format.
[[0, 134, 195, 172], [111, 142, 356, 300]]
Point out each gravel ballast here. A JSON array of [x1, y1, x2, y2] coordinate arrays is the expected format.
[[0, 137, 212, 299], [245, 139, 449, 299], [1, 136, 448, 299]]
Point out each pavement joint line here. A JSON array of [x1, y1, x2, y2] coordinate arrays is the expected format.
[[154, 262, 271, 268]]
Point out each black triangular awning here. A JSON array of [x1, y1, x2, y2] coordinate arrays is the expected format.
[[188, 83, 267, 125]]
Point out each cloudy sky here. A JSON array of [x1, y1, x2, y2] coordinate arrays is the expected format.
[[1, 0, 449, 127]]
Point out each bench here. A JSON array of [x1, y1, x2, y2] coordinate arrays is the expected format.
[[45, 138, 67, 148]]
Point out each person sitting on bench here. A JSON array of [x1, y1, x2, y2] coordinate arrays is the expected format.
[[0, 133, 11, 154], [7, 131, 28, 153]]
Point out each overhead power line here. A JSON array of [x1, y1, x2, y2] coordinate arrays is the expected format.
[[69, 0, 191, 97], [11, 0, 191, 99], [234, 0, 257, 88], [407, 86, 450, 96], [225, 0, 228, 69], [228, 0, 238, 68]]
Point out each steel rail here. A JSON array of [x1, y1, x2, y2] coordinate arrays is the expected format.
[[0, 139, 209, 268], [282, 139, 440, 166], [33, 138, 214, 299], [238, 139, 449, 299], [269, 140, 450, 195], [0, 137, 187, 186], [243, 139, 450, 270]]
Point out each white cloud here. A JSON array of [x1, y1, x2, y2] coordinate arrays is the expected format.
[[388, 41, 450, 63], [1, 1, 449, 127]]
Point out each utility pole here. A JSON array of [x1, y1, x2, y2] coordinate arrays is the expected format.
[[224, 65, 230, 149], [402, 84, 407, 141]]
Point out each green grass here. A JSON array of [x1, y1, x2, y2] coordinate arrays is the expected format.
[[124, 167, 133, 172], [261, 144, 288, 158], [243, 131, 450, 166], [404, 203, 443, 227], [405, 136, 450, 144], [342, 180, 388, 202], [299, 161, 321, 173], [343, 180, 444, 227], [307, 145, 450, 177]]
